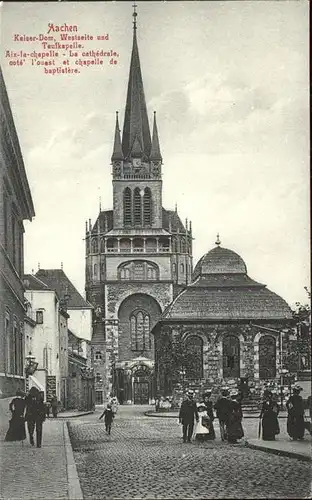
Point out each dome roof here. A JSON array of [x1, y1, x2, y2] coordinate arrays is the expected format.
[[194, 246, 247, 278]]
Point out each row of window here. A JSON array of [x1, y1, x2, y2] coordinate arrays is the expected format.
[[178, 334, 277, 380], [4, 313, 24, 376], [123, 187, 152, 226], [3, 193, 23, 275], [89, 260, 187, 280]]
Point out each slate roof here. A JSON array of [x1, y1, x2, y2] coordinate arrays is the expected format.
[[160, 245, 292, 322], [23, 274, 51, 291], [35, 269, 92, 309], [193, 246, 247, 278], [91, 208, 185, 235]]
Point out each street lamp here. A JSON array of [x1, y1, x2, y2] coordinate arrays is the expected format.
[[179, 369, 186, 392], [280, 368, 289, 410]]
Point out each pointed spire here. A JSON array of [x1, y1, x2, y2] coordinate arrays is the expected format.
[[215, 233, 221, 246], [122, 6, 152, 159], [150, 111, 162, 161], [111, 112, 124, 161]]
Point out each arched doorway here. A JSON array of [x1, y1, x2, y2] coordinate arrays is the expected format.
[[259, 335, 276, 379], [132, 365, 151, 404]]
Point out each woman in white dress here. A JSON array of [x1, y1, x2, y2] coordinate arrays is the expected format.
[[195, 402, 211, 441]]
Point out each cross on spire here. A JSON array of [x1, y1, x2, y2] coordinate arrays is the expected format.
[[132, 2, 138, 30], [215, 233, 221, 246]]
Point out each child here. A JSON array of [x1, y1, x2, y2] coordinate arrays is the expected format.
[[194, 402, 211, 441], [99, 403, 114, 434]]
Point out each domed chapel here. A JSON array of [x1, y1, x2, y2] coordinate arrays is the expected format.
[[85, 8, 292, 404]]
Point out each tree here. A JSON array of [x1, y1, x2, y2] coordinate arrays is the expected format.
[[155, 330, 203, 395], [283, 288, 311, 374]]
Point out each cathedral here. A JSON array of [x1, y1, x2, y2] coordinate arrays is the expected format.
[[85, 9, 192, 404], [86, 9, 293, 405]]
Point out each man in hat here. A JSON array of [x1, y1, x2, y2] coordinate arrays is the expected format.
[[286, 385, 305, 440], [178, 390, 199, 443], [214, 388, 231, 441]]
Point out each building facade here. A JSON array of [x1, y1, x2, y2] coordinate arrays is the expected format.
[[23, 274, 69, 405], [85, 14, 192, 404], [152, 240, 293, 399], [0, 67, 35, 397]]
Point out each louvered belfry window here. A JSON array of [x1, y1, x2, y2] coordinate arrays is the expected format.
[[143, 188, 152, 226], [123, 187, 132, 226], [133, 188, 142, 225]]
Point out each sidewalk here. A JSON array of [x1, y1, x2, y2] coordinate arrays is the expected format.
[[0, 419, 83, 500], [145, 410, 289, 419], [246, 436, 312, 462], [57, 409, 94, 419]]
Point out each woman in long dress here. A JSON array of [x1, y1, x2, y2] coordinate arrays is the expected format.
[[286, 385, 305, 440], [5, 389, 26, 442], [227, 390, 244, 444], [259, 390, 280, 441], [202, 391, 216, 440]]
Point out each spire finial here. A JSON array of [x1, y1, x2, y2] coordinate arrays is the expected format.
[[215, 233, 221, 246], [38, 262, 40, 270], [132, 2, 138, 30], [99, 196, 102, 213], [61, 262, 63, 270]]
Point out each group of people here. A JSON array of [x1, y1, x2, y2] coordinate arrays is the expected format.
[[4, 387, 57, 448], [179, 383, 308, 444], [260, 384, 306, 441], [179, 388, 244, 444]]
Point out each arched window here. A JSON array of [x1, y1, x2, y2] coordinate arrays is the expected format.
[[118, 261, 159, 281], [95, 351, 102, 360], [180, 263, 185, 273], [223, 335, 240, 378], [259, 335, 276, 379], [143, 188, 152, 226], [185, 335, 203, 379], [130, 310, 151, 351], [123, 187, 132, 226], [100, 239, 105, 252], [93, 264, 97, 276], [91, 239, 98, 253], [133, 187, 142, 226]]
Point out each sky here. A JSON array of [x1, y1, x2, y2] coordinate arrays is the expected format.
[[1, 1, 310, 308]]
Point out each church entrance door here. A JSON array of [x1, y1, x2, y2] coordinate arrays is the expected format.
[[133, 382, 149, 404]]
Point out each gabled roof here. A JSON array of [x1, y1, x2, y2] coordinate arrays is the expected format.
[[35, 269, 92, 309], [23, 274, 52, 291], [162, 209, 186, 233]]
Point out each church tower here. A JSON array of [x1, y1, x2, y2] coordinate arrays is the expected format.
[[85, 6, 193, 405]]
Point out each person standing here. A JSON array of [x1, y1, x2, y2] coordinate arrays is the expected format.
[[51, 395, 58, 418], [25, 387, 46, 448], [99, 403, 115, 434], [178, 390, 199, 443], [227, 390, 244, 444], [286, 385, 305, 440], [214, 388, 231, 441], [202, 391, 216, 440], [259, 389, 280, 441], [5, 389, 26, 442], [194, 403, 211, 441]]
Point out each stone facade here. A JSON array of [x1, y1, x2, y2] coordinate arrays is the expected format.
[[85, 21, 193, 404]]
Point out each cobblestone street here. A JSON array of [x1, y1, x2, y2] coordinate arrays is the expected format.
[[68, 406, 311, 499]]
